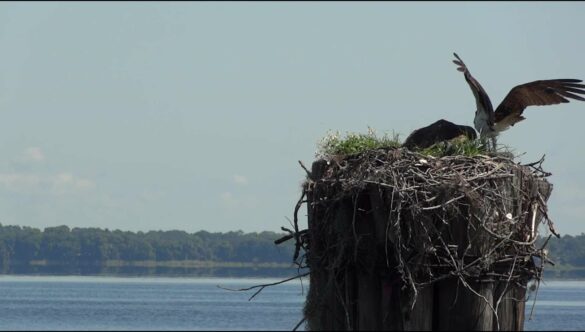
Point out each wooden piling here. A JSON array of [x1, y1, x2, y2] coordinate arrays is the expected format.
[[302, 150, 553, 331]]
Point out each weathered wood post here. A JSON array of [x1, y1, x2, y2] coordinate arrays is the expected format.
[[301, 148, 553, 331]]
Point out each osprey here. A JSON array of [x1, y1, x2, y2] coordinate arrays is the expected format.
[[403, 119, 476, 150], [452, 53, 585, 149]]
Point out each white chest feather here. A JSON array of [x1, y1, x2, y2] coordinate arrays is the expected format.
[[494, 114, 525, 131], [473, 110, 495, 137]]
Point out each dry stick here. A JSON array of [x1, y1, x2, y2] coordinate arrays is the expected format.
[[385, 185, 396, 269], [459, 236, 511, 273], [530, 242, 548, 322], [332, 270, 352, 331], [466, 162, 504, 181], [528, 279, 541, 321], [292, 190, 307, 263], [457, 275, 499, 326], [351, 192, 360, 262], [530, 203, 538, 241], [298, 160, 313, 179], [536, 193, 559, 238], [523, 155, 552, 178], [479, 218, 539, 246], [394, 180, 406, 286], [539, 234, 553, 251], [421, 194, 466, 210], [292, 317, 307, 331], [493, 256, 518, 332], [217, 272, 310, 301], [522, 154, 546, 168], [421, 230, 462, 288]]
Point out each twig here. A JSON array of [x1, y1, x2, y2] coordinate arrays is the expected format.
[[298, 160, 314, 181], [217, 272, 310, 301], [528, 280, 540, 321], [421, 194, 465, 210], [293, 317, 307, 331]]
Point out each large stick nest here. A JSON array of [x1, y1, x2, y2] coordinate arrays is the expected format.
[[290, 147, 555, 304]]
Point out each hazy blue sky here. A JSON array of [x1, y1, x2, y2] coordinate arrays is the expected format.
[[1, 2, 585, 235]]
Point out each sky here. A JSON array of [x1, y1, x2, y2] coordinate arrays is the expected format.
[[1, 2, 585, 235]]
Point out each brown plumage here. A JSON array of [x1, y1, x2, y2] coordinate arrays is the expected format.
[[452, 53, 585, 149], [402, 119, 477, 150], [493, 79, 585, 131]]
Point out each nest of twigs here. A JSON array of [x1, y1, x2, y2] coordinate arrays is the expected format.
[[281, 146, 556, 327]]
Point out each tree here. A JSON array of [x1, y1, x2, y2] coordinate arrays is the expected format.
[[40, 226, 80, 264]]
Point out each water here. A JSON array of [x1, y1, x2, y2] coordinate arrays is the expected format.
[[524, 280, 585, 331], [0, 276, 307, 331], [0, 276, 583, 331]]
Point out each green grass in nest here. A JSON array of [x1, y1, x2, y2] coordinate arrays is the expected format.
[[419, 137, 489, 157], [316, 128, 401, 158], [316, 127, 494, 158]]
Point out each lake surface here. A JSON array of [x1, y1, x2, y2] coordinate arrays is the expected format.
[[0, 276, 583, 331]]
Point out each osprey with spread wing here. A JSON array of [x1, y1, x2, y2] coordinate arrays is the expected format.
[[452, 53, 585, 149]]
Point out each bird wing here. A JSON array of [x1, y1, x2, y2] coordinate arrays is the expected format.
[[494, 79, 585, 125], [452, 53, 495, 126]]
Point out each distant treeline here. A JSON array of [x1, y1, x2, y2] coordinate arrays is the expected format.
[[541, 233, 585, 267], [0, 224, 295, 272], [1, 223, 585, 278]]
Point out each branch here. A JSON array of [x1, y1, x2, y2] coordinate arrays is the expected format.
[[298, 160, 314, 180], [217, 272, 310, 301]]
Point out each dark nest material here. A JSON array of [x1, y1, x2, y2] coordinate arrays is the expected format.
[[281, 147, 556, 330]]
